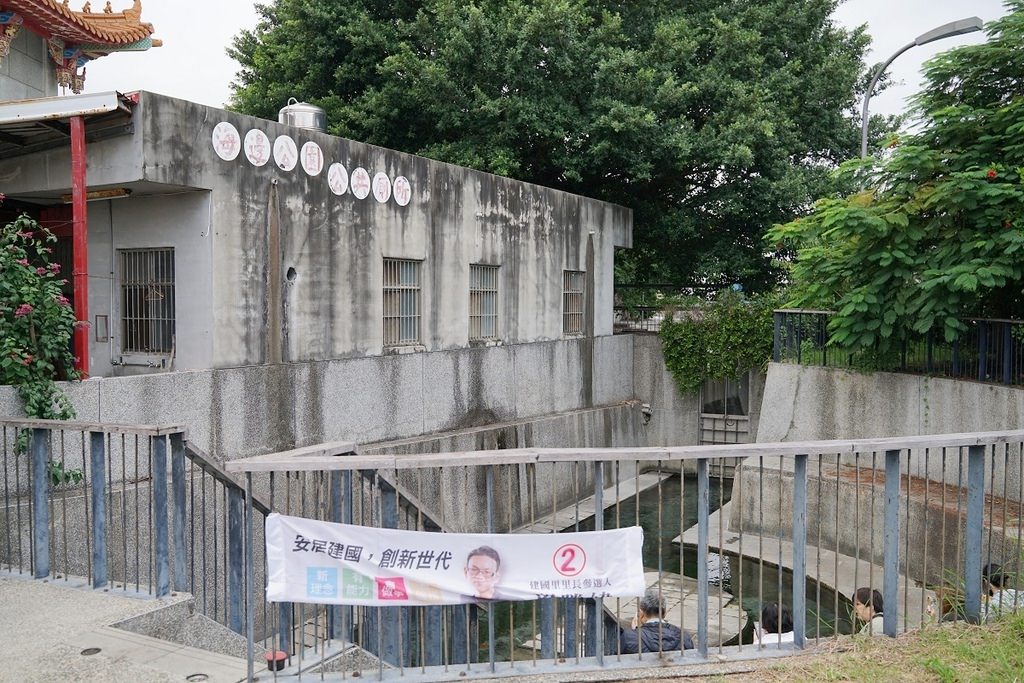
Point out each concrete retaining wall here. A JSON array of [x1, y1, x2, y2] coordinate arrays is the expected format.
[[732, 363, 1024, 589]]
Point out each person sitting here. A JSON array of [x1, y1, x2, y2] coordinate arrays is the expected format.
[[609, 589, 694, 654], [853, 587, 886, 636], [983, 563, 1023, 621], [754, 602, 794, 645]]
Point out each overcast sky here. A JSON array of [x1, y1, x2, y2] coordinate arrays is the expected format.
[[83, 0, 1010, 118]]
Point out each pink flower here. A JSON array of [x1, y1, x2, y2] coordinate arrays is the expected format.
[[15, 258, 29, 266], [36, 267, 47, 276], [22, 355, 33, 366], [55, 295, 70, 306], [48, 263, 60, 273], [14, 303, 33, 317], [987, 168, 998, 179], [16, 231, 33, 239]]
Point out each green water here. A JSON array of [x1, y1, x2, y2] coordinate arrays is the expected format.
[[481, 473, 852, 658]]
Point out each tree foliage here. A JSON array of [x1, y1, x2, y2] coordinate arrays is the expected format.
[[659, 289, 777, 395], [771, 6, 1024, 354], [0, 207, 77, 421], [229, 0, 877, 290]]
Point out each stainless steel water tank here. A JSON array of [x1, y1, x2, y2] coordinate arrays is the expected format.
[[278, 98, 326, 132]]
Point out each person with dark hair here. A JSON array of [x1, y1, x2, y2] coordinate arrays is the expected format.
[[464, 546, 501, 600], [853, 587, 885, 636], [983, 563, 1023, 621], [608, 589, 695, 655], [754, 602, 794, 645]]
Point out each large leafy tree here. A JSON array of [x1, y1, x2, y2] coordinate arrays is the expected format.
[[230, 0, 875, 290], [771, 5, 1024, 353]]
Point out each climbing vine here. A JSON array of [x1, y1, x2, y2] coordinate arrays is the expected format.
[[659, 289, 778, 395], [0, 199, 78, 426]]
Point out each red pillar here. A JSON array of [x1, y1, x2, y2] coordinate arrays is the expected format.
[[70, 115, 89, 377]]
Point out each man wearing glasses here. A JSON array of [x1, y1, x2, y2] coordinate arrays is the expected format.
[[464, 546, 501, 600]]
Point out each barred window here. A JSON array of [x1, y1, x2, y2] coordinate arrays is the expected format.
[[120, 248, 175, 354], [469, 264, 499, 341], [383, 258, 421, 346], [563, 270, 585, 336]]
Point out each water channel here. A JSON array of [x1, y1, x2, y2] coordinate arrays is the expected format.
[[482, 472, 853, 660]]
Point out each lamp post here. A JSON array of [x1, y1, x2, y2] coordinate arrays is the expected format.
[[860, 17, 984, 157]]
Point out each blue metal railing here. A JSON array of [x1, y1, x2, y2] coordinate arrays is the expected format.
[[773, 310, 1024, 387], [0, 418, 269, 638], [227, 431, 1024, 680]]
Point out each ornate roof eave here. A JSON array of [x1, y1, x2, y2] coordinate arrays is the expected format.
[[0, 0, 158, 47]]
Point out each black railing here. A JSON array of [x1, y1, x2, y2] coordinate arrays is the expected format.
[[773, 310, 1024, 387]]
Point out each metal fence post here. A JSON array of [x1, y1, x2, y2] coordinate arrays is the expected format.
[[170, 432, 187, 592], [978, 323, 988, 382], [89, 431, 107, 589], [379, 478, 403, 666], [328, 471, 344, 642], [696, 458, 709, 657], [30, 428, 50, 579], [245, 473, 255, 682], [792, 454, 807, 648], [591, 461, 604, 663], [773, 311, 782, 363], [883, 449, 901, 637], [485, 464, 496, 672], [540, 598, 556, 659], [965, 445, 985, 623], [151, 435, 170, 597], [1002, 322, 1012, 385], [228, 486, 244, 634]]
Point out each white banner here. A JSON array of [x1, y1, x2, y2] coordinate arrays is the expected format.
[[265, 513, 646, 606]]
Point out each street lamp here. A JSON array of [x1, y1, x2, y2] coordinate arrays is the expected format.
[[860, 17, 984, 157]]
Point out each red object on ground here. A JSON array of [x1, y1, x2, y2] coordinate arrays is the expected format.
[[265, 650, 288, 671]]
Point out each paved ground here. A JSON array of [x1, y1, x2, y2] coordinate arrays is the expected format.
[[0, 571, 247, 682]]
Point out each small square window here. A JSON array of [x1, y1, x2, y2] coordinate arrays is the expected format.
[[383, 258, 422, 346], [469, 264, 499, 341]]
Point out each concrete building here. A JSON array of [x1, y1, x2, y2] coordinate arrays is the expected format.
[[0, 91, 631, 378]]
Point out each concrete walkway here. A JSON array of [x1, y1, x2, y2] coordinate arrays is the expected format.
[[0, 571, 247, 682]]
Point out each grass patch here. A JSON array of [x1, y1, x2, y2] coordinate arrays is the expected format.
[[751, 614, 1024, 682]]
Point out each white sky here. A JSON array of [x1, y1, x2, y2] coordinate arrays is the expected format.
[[83, 0, 1010, 118]]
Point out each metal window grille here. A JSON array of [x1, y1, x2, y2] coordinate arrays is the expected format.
[[383, 258, 422, 346], [563, 270, 585, 336], [469, 264, 499, 341], [120, 248, 175, 354]]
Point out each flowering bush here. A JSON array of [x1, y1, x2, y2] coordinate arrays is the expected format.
[[0, 211, 78, 420]]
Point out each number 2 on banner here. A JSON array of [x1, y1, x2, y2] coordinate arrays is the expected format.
[[554, 543, 586, 577]]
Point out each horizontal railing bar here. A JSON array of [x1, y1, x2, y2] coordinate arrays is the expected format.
[[224, 429, 1024, 473], [0, 418, 186, 436]]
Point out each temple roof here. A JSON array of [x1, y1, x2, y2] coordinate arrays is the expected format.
[[1, 0, 160, 50]]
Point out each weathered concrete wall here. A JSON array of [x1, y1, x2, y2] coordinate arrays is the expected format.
[[732, 362, 1024, 590], [362, 402, 645, 532], [758, 362, 1024, 442], [0, 29, 55, 101], [1, 92, 630, 373], [0, 335, 636, 461], [631, 334, 766, 450]]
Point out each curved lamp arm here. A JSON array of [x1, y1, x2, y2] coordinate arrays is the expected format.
[[859, 17, 984, 158]]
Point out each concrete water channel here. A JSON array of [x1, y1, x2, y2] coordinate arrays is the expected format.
[[482, 472, 851, 660]]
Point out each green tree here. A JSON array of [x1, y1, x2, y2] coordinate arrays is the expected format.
[[0, 207, 78, 421], [771, 6, 1024, 355], [229, 0, 877, 290]]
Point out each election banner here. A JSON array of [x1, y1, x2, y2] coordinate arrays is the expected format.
[[265, 513, 646, 606]]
